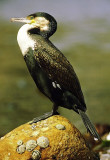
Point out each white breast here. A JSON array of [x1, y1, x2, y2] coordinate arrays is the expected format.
[[17, 24, 35, 56]]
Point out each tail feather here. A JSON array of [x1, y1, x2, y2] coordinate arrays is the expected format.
[[78, 109, 100, 141]]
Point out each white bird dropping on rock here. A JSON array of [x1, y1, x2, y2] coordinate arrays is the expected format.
[[56, 124, 65, 130], [31, 150, 41, 160], [37, 136, 49, 148], [26, 140, 37, 151]]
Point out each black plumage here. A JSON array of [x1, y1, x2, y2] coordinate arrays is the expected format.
[[12, 12, 100, 140], [24, 35, 86, 112]]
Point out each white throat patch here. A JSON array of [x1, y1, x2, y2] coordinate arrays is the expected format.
[[17, 24, 35, 56]]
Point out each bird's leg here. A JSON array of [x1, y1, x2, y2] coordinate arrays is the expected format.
[[30, 104, 59, 124], [52, 103, 59, 115]]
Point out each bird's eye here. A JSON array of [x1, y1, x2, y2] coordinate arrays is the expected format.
[[29, 16, 34, 20]]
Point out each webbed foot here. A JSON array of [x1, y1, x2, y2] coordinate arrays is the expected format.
[[29, 110, 59, 124]]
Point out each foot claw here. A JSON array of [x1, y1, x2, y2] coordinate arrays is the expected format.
[[29, 110, 59, 125], [29, 111, 53, 124]]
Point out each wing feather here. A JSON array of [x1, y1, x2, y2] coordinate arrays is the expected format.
[[34, 39, 86, 107]]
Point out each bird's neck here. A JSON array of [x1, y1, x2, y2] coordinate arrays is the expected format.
[[17, 24, 36, 56]]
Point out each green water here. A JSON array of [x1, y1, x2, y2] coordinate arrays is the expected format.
[[0, 20, 110, 136]]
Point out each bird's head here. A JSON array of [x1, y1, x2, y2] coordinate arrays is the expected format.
[[11, 12, 57, 38]]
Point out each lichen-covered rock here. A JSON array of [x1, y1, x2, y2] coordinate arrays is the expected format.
[[0, 115, 99, 160]]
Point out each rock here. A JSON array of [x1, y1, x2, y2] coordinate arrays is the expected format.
[[0, 115, 99, 160]]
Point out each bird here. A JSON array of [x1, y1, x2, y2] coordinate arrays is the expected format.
[[11, 12, 100, 140]]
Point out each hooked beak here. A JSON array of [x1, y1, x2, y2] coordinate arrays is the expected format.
[[11, 17, 31, 24]]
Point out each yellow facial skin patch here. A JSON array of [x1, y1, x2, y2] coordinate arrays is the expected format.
[[30, 19, 36, 24]]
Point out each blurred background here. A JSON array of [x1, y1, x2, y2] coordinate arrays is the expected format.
[[0, 0, 110, 137]]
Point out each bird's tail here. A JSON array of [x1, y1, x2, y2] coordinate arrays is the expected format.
[[78, 109, 100, 141]]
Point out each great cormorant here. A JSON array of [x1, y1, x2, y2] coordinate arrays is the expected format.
[[11, 12, 100, 140]]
